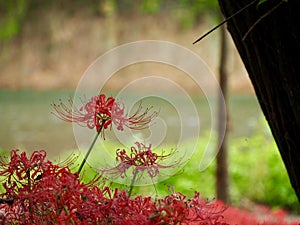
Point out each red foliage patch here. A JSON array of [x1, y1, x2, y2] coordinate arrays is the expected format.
[[222, 203, 300, 225], [0, 150, 299, 224], [0, 150, 228, 224]]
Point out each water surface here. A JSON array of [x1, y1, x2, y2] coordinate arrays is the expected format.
[[0, 90, 262, 158]]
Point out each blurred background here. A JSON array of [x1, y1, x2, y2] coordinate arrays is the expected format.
[[0, 0, 253, 153], [0, 0, 299, 213]]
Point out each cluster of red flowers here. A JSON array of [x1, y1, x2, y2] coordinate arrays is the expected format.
[[0, 150, 228, 224], [223, 204, 300, 225], [1, 150, 298, 224]]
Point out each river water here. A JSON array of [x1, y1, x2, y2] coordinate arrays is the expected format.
[[0, 89, 263, 159]]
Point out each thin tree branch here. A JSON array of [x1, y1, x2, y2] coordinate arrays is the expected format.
[[242, 1, 285, 41], [193, 0, 258, 44]]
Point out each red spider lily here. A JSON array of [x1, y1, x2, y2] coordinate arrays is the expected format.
[[99, 142, 179, 180], [52, 94, 115, 132], [2, 150, 297, 224], [52, 94, 158, 133], [157, 191, 228, 225], [0, 150, 229, 224]]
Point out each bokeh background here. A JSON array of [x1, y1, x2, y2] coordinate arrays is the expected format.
[[0, 0, 252, 154], [0, 0, 299, 213]]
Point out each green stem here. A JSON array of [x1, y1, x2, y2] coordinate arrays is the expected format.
[[128, 168, 138, 198], [63, 205, 75, 225], [77, 121, 106, 174]]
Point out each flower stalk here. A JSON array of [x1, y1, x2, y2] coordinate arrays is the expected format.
[[77, 119, 107, 175], [128, 168, 138, 198]]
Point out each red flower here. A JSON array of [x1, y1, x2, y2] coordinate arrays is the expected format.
[[52, 94, 158, 133], [157, 191, 228, 225], [0, 150, 230, 224], [100, 142, 178, 179], [52, 94, 115, 132]]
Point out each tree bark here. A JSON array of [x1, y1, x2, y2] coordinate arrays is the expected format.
[[216, 19, 230, 204], [217, 0, 300, 201]]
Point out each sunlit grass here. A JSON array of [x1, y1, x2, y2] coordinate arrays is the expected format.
[[1, 118, 298, 212], [47, 121, 299, 212]]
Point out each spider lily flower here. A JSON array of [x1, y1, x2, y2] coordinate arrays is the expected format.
[[100, 142, 178, 180], [51, 94, 114, 131], [51, 94, 158, 133], [0, 150, 229, 224]]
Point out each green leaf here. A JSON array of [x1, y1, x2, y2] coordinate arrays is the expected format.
[[258, 0, 288, 6], [0, 17, 19, 41], [258, 0, 268, 5]]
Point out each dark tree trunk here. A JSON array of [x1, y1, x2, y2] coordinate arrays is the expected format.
[[216, 19, 230, 204], [217, 0, 300, 201]]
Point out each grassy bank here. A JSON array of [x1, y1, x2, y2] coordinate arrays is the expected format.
[[62, 123, 299, 212]]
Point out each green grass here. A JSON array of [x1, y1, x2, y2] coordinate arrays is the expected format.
[[59, 121, 298, 212], [115, 128, 298, 211], [1, 118, 298, 212], [152, 123, 299, 211]]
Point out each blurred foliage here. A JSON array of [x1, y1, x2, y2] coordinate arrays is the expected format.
[[0, 0, 28, 41], [0, 0, 219, 43], [177, 0, 220, 29], [154, 122, 299, 212], [140, 0, 161, 14]]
